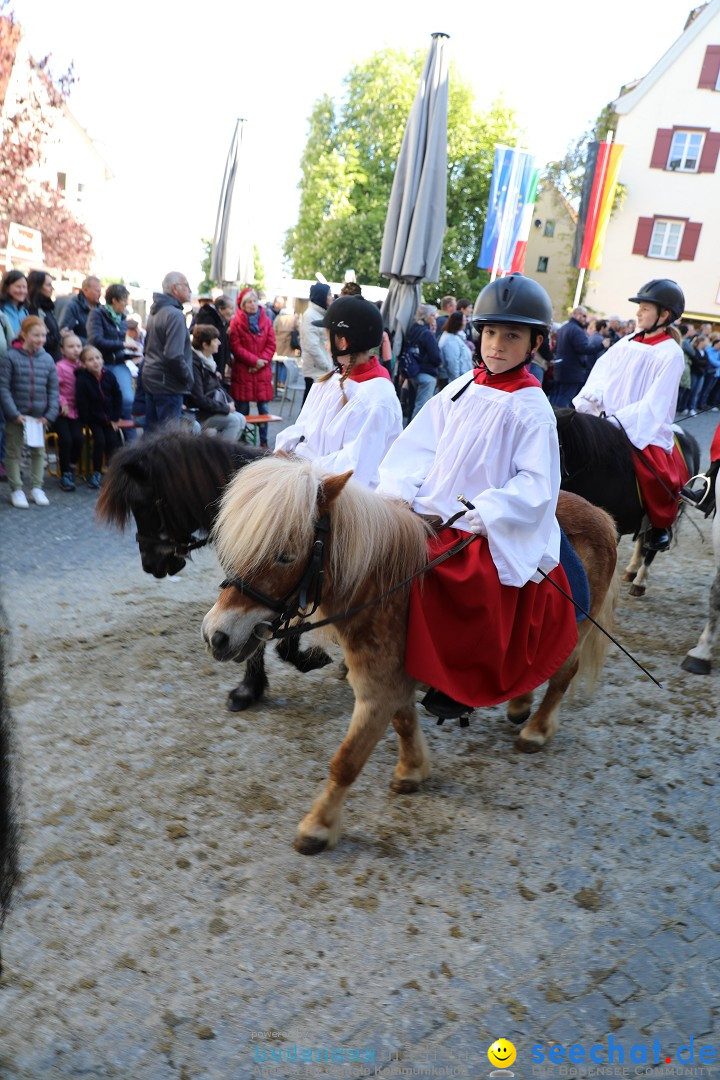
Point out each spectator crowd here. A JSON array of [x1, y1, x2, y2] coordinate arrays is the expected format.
[[1, 268, 717, 508]]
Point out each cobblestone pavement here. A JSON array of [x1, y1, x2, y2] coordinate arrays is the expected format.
[[0, 406, 717, 1079]]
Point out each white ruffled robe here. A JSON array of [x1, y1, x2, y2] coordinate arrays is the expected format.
[[275, 371, 403, 490], [572, 335, 684, 451], [377, 368, 562, 588]]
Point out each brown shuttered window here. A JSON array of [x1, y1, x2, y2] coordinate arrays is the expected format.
[[632, 218, 655, 255], [698, 131, 720, 173], [634, 219, 701, 261], [650, 129, 674, 168], [698, 45, 720, 89], [678, 222, 702, 261]]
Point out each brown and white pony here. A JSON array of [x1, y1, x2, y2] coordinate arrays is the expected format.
[[202, 456, 618, 854]]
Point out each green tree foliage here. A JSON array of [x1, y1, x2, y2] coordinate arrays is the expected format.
[[543, 103, 622, 205], [197, 238, 216, 295], [252, 245, 266, 293], [284, 50, 519, 302]]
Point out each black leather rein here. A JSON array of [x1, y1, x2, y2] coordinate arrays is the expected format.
[[219, 510, 473, 643]]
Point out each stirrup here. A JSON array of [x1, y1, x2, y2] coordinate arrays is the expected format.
[[680, 473, 713, 512]]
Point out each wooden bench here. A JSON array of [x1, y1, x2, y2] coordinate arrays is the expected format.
[[46, 420, 142, 479], [243, 413, 284, 446]]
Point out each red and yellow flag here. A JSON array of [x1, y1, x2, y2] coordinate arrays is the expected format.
[[573, 141, 624, 271]]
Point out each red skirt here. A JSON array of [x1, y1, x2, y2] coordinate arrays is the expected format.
[[405, 529, 579, 707], [711, 422, 720, 463], [633, 442, 690, 529]]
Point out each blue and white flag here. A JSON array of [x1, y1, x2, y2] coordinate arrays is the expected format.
[[478, 146, 538, 274]]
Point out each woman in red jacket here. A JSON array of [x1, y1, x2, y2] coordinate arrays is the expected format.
[[228, 288, 276, 447]]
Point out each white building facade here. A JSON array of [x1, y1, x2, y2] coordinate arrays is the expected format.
[[586, 0, 720, 324], [0, 25, 112, 288]]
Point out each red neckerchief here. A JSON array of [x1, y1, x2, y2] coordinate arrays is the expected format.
[[345, 357, 391, 382], [473, 364, 541, 393], [631, 331, 672, 346]]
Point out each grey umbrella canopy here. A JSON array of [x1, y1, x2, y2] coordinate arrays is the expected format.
[[380, 33, 450, 354], [210, 118, 254, 287]]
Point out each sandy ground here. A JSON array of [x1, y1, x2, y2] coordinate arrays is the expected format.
[[0, 419, 718, 1078]]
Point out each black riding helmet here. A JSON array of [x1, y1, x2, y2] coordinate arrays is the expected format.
[[472, 274, 553, 334], [628, 279, 685, 329], [312, 296, 383, 360]]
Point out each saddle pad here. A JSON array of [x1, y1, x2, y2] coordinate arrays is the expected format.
[[559, 527, 590, 623]]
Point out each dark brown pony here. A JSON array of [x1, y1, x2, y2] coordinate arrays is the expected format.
[[202, 456, 619, 854], [555, 408, 700, 596], [96, 429, 332, 711]]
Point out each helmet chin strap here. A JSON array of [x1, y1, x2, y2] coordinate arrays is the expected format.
[[643, 305, 672, 336]]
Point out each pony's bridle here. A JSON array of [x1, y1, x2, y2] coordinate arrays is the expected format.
[[135, 496, 211, 560], [219, 513, 331, 640], [219, 509, 476, 644]]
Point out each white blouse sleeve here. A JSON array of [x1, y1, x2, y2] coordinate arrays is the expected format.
[[274, 382, 322, 455], [377, 394, 446, 502], [572, 354, 607, 414], [469, 419, 561, 587]]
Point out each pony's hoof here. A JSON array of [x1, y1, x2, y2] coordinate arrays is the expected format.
[[621, 570, 637, 583], [515, 734, 545, 754], [390, 776, 420, 794], [294, 833, 329, 856], [628, 583, 646, 597], [226, 688, 257, 712], [681, 654, 712, 675], [507, 708, 531, 727]]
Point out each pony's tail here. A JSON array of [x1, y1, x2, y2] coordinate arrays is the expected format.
[[574, 569, 619, 694]]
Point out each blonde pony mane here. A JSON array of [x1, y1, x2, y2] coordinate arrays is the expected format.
[[212, 456, 430, 602]]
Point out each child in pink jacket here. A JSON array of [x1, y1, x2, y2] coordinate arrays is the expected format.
[[54, 332, 85, 491]]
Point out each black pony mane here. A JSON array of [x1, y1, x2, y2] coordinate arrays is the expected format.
[[554, 407, 636, 482], [96, 427, 265, 535]]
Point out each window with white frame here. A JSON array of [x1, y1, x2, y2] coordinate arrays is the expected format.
[[667, 130, 704, 171], [648, 219, 685, 259]]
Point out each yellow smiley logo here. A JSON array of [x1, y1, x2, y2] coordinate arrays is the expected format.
[[488, 1039, 517, 1068]]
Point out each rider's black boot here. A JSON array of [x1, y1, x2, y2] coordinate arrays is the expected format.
[[421, 688, 474, 721]]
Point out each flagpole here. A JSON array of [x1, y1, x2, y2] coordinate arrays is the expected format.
[[573, 130, 614, 310], [490, 145, 524, 283]]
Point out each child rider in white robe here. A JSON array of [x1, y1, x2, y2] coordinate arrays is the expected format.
[[275, 296, 402, 490], [377, 275, 578, 720]]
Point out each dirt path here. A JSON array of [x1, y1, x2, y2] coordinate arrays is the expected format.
[[0, 478, 718, 1077]]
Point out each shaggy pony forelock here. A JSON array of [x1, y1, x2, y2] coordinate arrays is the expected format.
[[212, 456, 430, 603]]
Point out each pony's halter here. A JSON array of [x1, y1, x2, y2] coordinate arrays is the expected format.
[[135, 496, 211, 560], [219, 514, 331, 639]]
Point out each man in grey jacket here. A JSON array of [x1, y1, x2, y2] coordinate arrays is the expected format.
[[142, 272, 193, 429]]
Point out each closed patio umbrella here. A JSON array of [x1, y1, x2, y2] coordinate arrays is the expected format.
[[210, 118, 254, 287], [380, 33, 450, 355]]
